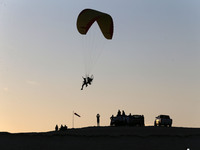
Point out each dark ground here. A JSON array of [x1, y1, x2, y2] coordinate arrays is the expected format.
[[0, 126, 199, 150]]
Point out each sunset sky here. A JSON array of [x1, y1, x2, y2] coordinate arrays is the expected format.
[[0, 0, 200, 132]]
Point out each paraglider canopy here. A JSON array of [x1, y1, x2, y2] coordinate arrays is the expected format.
[[77, 9, 114, 40], [77, 9, 114, 87]]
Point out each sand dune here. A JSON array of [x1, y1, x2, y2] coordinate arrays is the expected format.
[[0, 126, 199, 150]]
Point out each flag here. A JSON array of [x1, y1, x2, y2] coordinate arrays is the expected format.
[[74, 112, 81, 117]]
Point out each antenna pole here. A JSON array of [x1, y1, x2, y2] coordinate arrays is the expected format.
[[72, 111, 74, 128]]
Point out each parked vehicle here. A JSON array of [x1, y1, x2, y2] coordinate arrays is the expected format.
[[154, 115, 172, 127], [110, 110, 145, 126], [128, 115, 145, 126]]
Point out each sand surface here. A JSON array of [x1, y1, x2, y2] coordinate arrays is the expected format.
[[0, 126, 200, 150]]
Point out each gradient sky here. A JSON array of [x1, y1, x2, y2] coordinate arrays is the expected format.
[[0, 0, 200, 132]]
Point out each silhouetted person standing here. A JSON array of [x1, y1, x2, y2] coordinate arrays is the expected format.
[[55, 125, 58, 131], [60, 125, 64, 131], [122, 110, 126, 116], [117, 110, 121, 116], [96, 113, 100, 126]]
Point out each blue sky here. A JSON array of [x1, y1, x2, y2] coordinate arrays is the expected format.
[[0, 0, 200, 132]]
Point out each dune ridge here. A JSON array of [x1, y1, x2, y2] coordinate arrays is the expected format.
[[0, 126, 199, 150]]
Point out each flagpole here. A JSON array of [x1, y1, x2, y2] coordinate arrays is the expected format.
[[72, 111, 74, 128]]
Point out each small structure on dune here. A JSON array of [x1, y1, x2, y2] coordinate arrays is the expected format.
[[110, 110, 145, 127]]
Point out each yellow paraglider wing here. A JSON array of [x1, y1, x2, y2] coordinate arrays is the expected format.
[[77, 9, 114, 39]]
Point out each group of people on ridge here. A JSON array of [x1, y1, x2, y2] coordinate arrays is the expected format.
[[55, 124, 67, 131]]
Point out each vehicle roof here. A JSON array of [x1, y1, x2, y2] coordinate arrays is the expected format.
[[158, 115, 170, 118]]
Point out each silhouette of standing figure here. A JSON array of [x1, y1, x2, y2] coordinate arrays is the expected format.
[[117, 110, 121, 116], [96, 113, 100, 126], [55, 125, 58, 131]]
